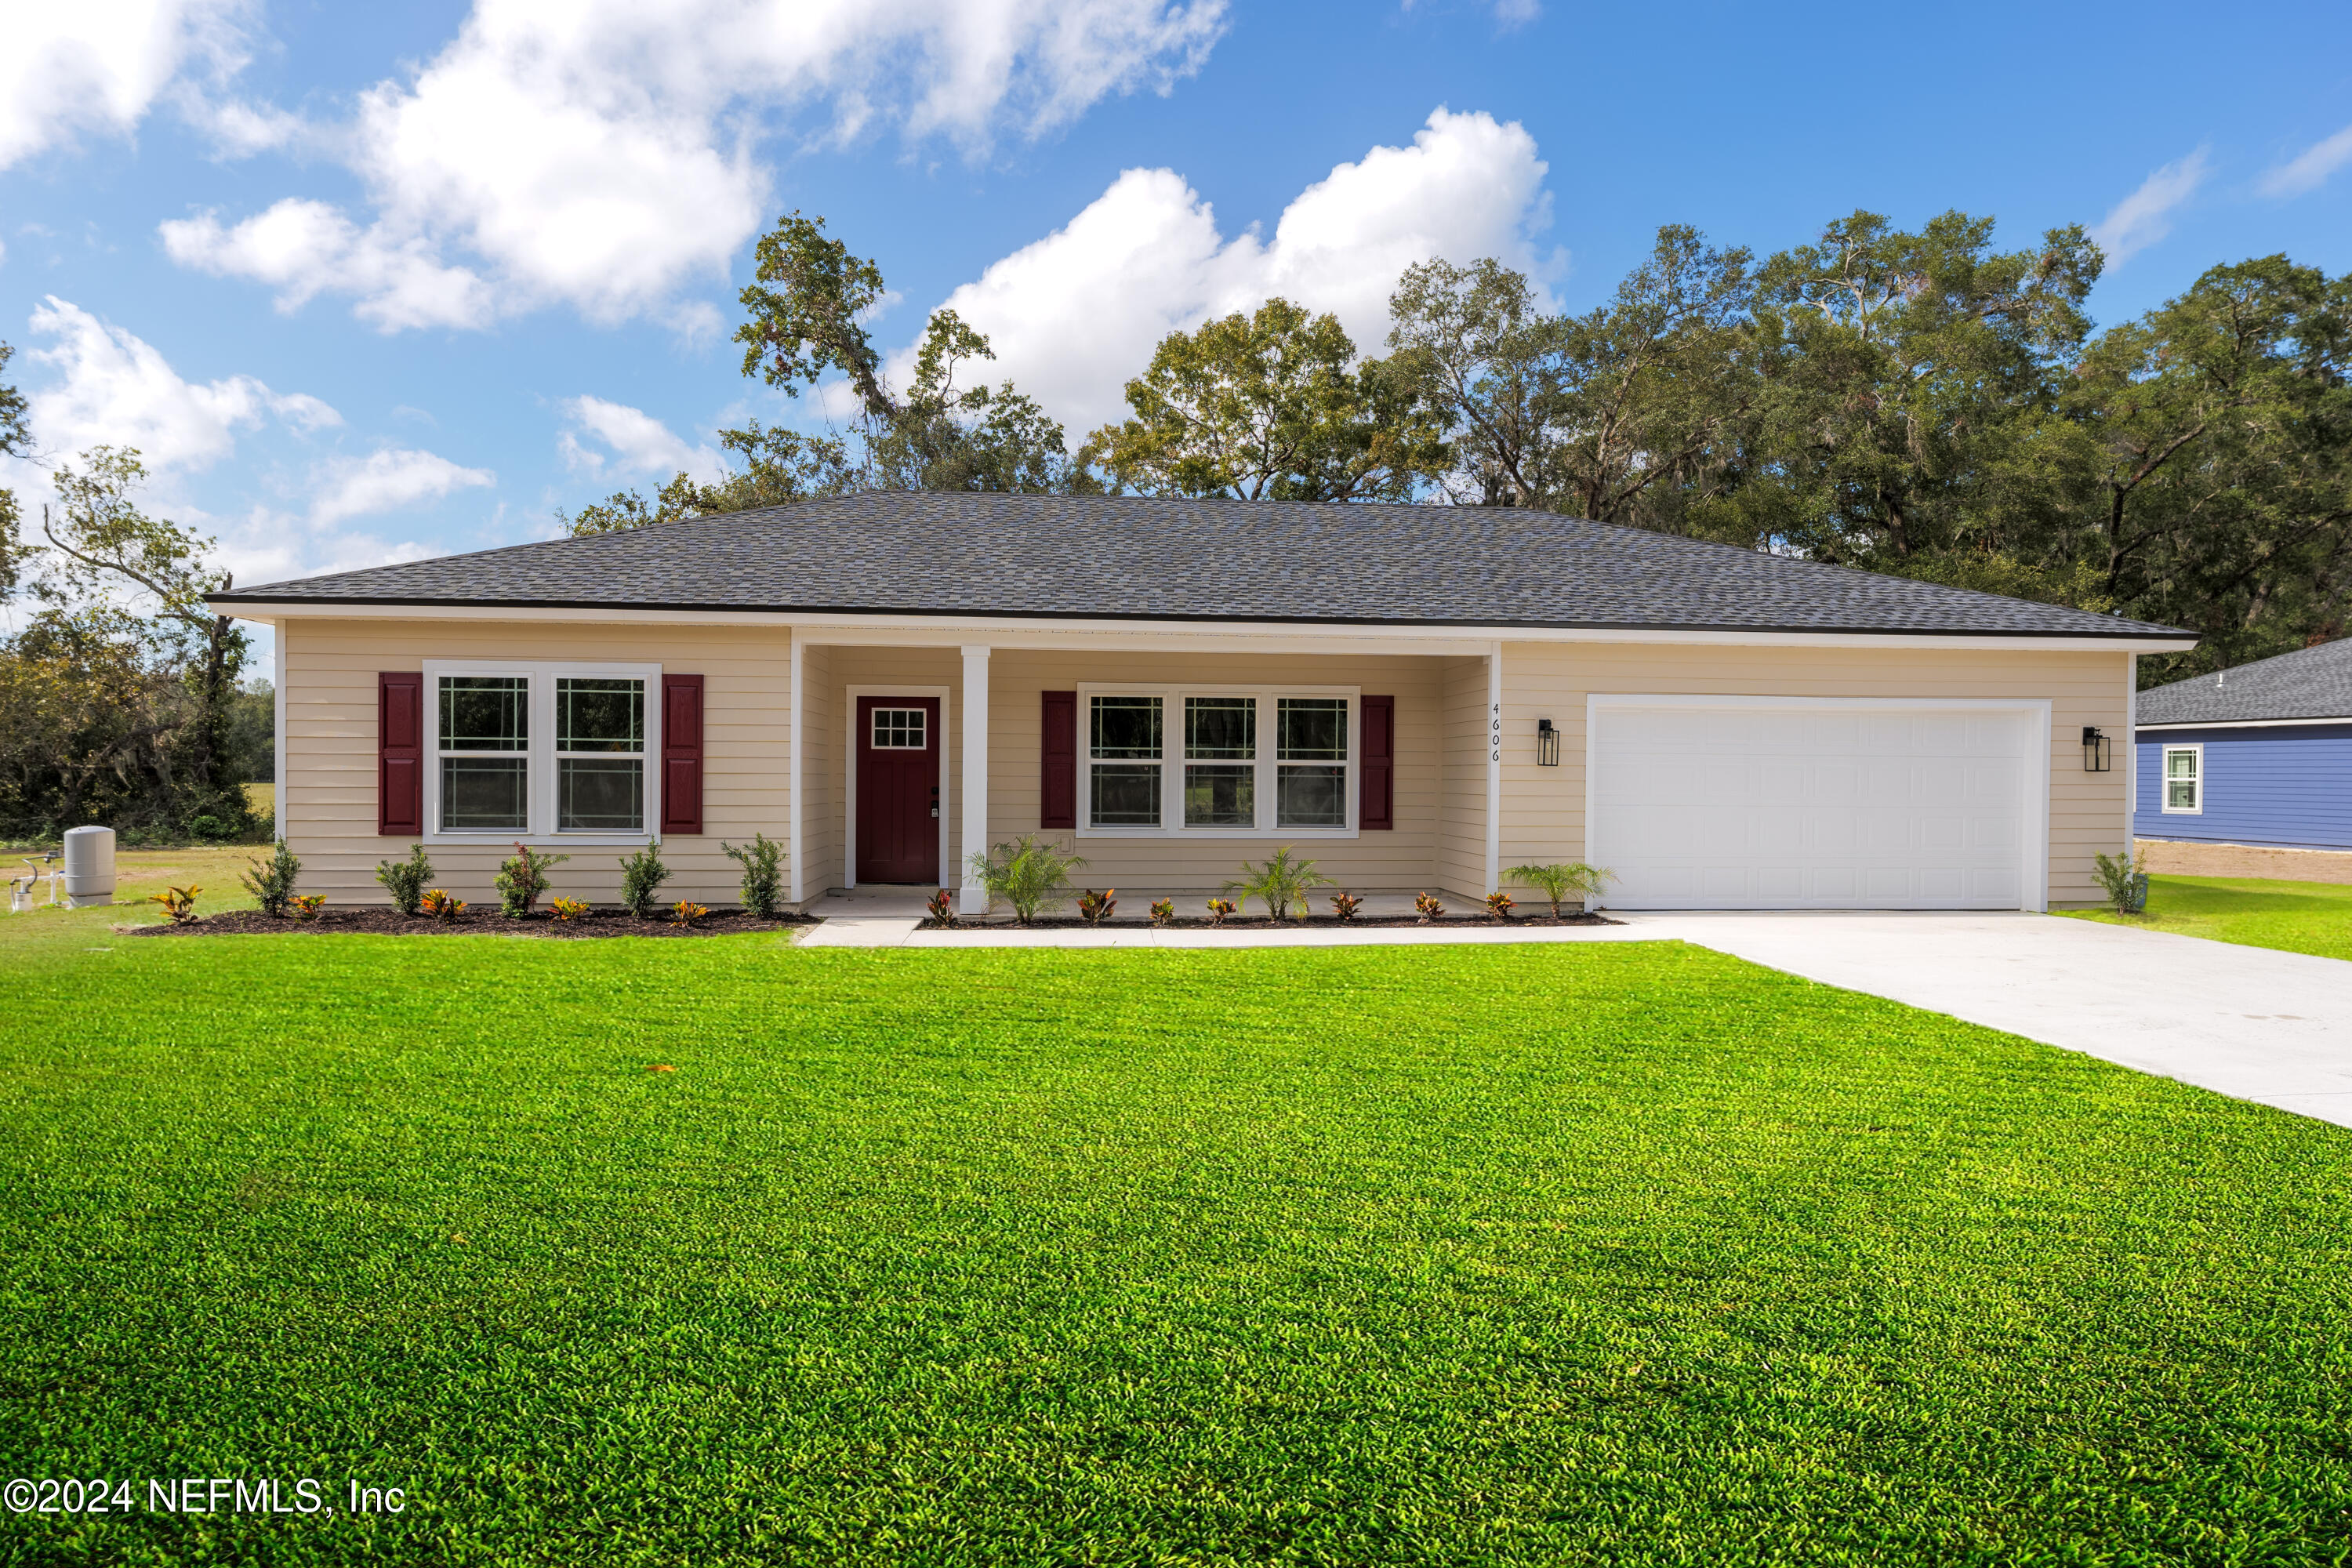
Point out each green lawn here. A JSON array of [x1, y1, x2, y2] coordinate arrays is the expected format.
[[2, 935, 2347, 1566], [2062, 872, 2352, 962]]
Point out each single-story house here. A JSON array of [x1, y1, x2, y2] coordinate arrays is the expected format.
[[2133, 637, 2352, 884], [211, 493, 2193, 913]]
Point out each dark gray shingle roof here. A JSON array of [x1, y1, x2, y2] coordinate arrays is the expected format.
[[214, 492, 2187, 641], [2137, 638, 2352, 724]]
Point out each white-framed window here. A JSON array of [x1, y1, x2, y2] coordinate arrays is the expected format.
[[869, 706, 928, 750], [424, 661, 661, 842], [1079, 684, 1358, 837], [2161, 744, 2202, 814]]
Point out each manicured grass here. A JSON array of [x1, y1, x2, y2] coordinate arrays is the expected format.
[[2, 936, 2347, 1565], [0, 846, 266, 957], [2062, 873, 2352, 962]]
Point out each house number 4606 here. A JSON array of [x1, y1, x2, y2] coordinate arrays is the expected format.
[[1490, 703, 1502, 763]]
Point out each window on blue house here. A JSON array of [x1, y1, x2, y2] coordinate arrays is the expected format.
[[2161, 745, 2201, 814]]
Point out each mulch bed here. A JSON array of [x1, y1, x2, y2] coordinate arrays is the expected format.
[[934, 912, 1621, 931], [122, 907, 814, 939]]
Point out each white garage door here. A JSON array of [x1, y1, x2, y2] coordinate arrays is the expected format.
[[1588, 700, 2045, 910]]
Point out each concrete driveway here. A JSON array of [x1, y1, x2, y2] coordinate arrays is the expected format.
[[1622, 912, 2352, 1128]]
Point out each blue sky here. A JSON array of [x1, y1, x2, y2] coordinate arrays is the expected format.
[[2, 0, 2348, 662]]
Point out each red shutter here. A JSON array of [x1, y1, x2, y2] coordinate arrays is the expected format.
[[661, 673, 704, 836], [1040, 690, 1076, 830], [1360, 695, 1394, 831], [378, 672, 424, 836]]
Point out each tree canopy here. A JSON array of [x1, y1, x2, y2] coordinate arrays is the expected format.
[[556, 204, 2350, 685]]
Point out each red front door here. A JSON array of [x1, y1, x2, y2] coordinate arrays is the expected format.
[[855, 696, 942, 884]]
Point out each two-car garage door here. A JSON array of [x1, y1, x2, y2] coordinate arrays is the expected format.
[[1587, 699, 2045, 910]]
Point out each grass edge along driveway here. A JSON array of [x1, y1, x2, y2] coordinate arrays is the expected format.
[[4, 935, 2348, 1566], [2061, 871, 2352, 962]]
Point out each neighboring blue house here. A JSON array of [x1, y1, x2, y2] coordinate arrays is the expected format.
[[2134, 638, 2352, 855]]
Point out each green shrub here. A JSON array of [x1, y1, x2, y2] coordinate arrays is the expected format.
[[1508, 862, 1614, 918], [2093, 851, 2149, 915], [1221, 846, 1330, 921], [238, 839, 301, 918], [619, 842, 670, 917], [722, 832, 786, 918], [968, 835, 1087, 925], [495, 843, 569, 918], [376, 844, 434, 916]]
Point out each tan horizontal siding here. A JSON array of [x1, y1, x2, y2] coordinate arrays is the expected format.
[[1438, 654, 1490, 901], [1497, 641, 2134, 907], [283, 619, 790, 904]]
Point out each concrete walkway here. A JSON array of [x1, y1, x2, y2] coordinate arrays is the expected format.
[[796, 894, 2352, 1128]]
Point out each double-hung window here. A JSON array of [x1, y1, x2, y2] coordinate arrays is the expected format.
[[1090, 695, 1163, 826], [1082, 686, 1356, 835], [426, 662, 659, 840], [440, 677, 529, 830], [2161, 744, 2201, 814], [556, 678, 646, 831]]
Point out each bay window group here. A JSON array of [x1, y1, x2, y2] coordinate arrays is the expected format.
[[1084, 687, 1356, 834]]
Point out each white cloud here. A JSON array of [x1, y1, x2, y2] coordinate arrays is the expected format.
[[22, 296, 341, 471], [915, 107, 1554, 433], [165, 0, 1226, 329], [309, 448, 495, 526], [2259, 123, 2352, 198], [2091, 147, 2211, 267], [161, 200, 495, 332], [557, 396, 728, 483], [0, 0, 252, 169]]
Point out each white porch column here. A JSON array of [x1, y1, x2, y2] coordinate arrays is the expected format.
[[1485, 641, 1503, 895], [959, 644, 991, 915], [787, 633, 804, 905]]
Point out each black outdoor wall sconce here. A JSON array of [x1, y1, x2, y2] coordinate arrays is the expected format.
[[1536, 717, 1561, 767], [2082, 725, 2112, 772]]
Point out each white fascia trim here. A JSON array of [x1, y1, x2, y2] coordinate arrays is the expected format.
[[220, 600, 2198, 655], [2136, 716, 2352, 731]]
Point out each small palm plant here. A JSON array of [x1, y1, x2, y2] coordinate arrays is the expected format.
[[1508, 862, 1614, 919], [1222, 846, 1331, 921], [968, 835, 1088, 925]]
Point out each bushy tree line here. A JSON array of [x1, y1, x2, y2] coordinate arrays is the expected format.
[[0, 360, 267, 840], [579, 210, 2350, 684]]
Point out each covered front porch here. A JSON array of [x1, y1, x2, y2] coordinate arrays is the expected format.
[[786, 631, 1509, 914]]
